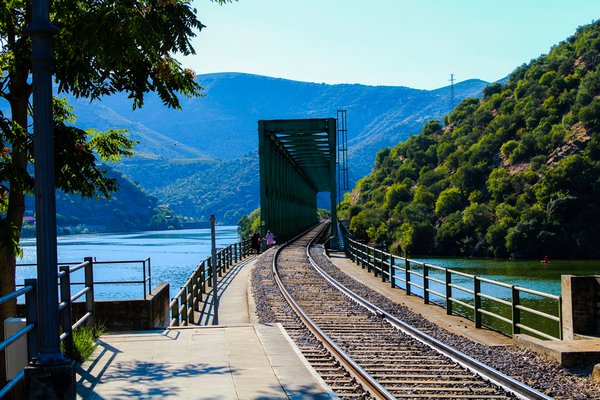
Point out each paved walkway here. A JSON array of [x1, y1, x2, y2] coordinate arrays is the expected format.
[[77, 254, 336, 400], [196, 256, 256, 326]]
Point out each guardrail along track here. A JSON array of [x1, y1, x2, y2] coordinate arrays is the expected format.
[[269, 224, 553, 400]]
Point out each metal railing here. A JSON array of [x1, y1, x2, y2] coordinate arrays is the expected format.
[[0, 257, 99, 398], [0, 280, 37, 398], [340, 224, 562, 340], [58, 257, 95, 358], [170, 239, 252, 326], [18, 257, 152, 299]]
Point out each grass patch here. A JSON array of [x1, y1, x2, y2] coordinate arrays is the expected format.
[[62, 324, 106, 362]]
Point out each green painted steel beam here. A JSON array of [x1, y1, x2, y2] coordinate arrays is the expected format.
[[258, 118, 338, 246]]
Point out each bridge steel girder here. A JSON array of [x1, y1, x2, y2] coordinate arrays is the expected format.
[[258, 118, 338, 247]]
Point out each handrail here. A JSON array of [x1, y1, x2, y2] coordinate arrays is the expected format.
[[5, 255, 153, 397], [169, 238, 253, 326], [341, 224, 563, 340], [0, 280, 37, 398], [19, 257, 152, 299], [58, 258, 95, 359]]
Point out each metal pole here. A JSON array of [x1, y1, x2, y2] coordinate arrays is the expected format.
[[28, 0, 63, 363], [210, 215, 219, 325], [25, 1, 76, 398]]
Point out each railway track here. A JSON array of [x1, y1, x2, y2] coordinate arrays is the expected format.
[[265, 223, 553, 400]]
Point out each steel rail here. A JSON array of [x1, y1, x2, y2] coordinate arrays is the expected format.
[[308, 228, 554, 400], [272, 224, 396, 400]]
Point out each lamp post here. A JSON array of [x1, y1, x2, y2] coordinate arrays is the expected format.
[[25, 0, 76, 398]]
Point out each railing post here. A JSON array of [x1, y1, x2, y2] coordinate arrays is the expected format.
[[59, 265, 73, 358], [423, 263, 429, 304], [404, 258, 411, 295], [171, 300, 179, 327], [381, 251, 386, 283], [373, 249, 378, 277], [511, 286, 521, 336], [358, 244, 363, 268], [390, 254, 396, 288], [193, 270, 200, 312], [25, 278, 38, 360], [359, 243, 364, 267], [218, 252, 223, 277], [142, 256, 147, 299], [234, 243, 238, 263], [366, 246, 372, 273], [207, 258, 212, 287], [210, 214, 219, 325], [187, 279, 194, 322], [474, 276, 481, 328], [84, 256, 95, 327], [181, 287, 188, 326], [200, 260, 206, 294], [558, 296, 563, 340], [148, 257, 152, 295], [445, 269, 452, 315]]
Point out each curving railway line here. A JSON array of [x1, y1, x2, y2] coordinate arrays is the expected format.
[[266, 223, 553, 400]]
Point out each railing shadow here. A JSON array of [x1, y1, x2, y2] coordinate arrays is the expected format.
[[76, 331, 232, 399], [196, 257, 252, 325]]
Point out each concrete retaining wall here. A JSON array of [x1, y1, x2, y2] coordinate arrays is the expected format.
[[562, 275, 600, 340], [18, 282, 171, 331]]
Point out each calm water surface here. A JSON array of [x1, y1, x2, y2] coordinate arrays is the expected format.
[[18, 227, 239, 300], [19, 228, 600, 304], [415, 257, 600, 296]]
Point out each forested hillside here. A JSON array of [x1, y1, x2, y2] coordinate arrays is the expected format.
[[23, 166, 181, 236], [3, 71, 488, 227], [339, 21, 600, 259], [58, 73, 487, 224]]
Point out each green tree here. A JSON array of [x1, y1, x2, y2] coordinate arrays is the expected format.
[[435, 187, 463, 217], [0, 0, 225, 364], [238, 208, 260, 239]]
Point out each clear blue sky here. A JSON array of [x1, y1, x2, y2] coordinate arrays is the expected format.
[[184, 0, 599, 90]]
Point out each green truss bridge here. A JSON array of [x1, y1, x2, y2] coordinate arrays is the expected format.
[[258, 114, 348, 249]]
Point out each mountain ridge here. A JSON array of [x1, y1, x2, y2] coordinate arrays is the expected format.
[[3, 72, 490, 225]]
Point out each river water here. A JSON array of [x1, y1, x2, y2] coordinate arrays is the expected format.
[[17, 228, 600, 302], [416, 257, 600, 296], [17, 227, 240, 300]]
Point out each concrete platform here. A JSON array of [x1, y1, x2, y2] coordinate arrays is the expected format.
[[77, 255, 336, 399], [514, 334, 600, 367]]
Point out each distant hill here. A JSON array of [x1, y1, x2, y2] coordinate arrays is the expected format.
[[2, 72, 489, 226], [70, 73, 488, 177], [22, 165, 182, 236], [60, 73, 488, 224], [339, 21, 600, 259]]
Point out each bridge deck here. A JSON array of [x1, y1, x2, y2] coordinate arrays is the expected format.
[[77, 256, 335, 400]]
